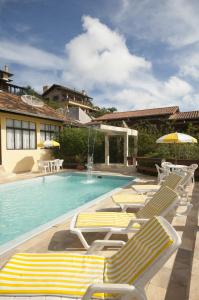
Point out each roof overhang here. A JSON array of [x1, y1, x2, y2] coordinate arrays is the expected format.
[[88, 123, 138, 136], [68, 100, 98, 111], [0, 107, 65, 122]]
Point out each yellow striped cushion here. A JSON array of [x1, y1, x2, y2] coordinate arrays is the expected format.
[[136, 186, 177, 219], [162, 173, 182, 189], [112, 193, 147, 204], [76, 212, 140, 229], [132, 184, 160, 191], [105, 216, 173, 284], [0, 253, 105, 298]]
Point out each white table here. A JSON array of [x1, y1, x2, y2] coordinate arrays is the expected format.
[[164, 163, 188, 172], [44, 160, 56, 172], [47, 159, 56, 172]]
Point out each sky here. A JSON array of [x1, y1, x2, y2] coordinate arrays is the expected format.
[[0, 0, 199, 111]]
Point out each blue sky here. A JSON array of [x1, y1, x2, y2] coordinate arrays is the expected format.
[[0, 0, 199, 111]]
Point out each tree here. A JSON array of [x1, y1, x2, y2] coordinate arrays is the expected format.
[[17, 85, 42, 98], [92, 106, 117, 118]]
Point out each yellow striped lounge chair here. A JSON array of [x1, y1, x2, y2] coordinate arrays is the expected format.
[[0, 216, 181, 300], [132, 173, 183, 194], [112, 173, 182, 211], [112, 172, 193, 215], [70, 186, 179, 249], [112, 193, 150, 210]]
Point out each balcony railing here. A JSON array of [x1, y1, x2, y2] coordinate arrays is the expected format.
[[0, 81, 27, 95]]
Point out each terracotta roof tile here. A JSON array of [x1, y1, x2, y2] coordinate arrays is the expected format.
[[94, 106, 179, 121], [169, 111, 199, 120], [42, 84, 93, 99], [0, 91, 68, 122]]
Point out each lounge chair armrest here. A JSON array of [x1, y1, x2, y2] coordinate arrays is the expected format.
[[176, 203, 193, 217], [122, 203, 145, 212], [126, 218, 149, 231], [82, 283, 145, 300], [87, 240, 126, 254], [178, 202, 191, 206]]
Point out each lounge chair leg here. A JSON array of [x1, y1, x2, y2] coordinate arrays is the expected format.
[[104, 232, 113, 240], [76, 231, 90, 249], [122, 205, 128, 212]]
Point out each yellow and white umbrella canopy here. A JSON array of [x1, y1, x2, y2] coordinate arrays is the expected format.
[[156, 132, 197, 144], [37, 140, 60, 148]]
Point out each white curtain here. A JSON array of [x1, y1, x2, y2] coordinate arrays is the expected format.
[[30, 131, 36, 149], [15, 130, 22, 149], [23, 130, 29, 149], [46, 132, 51, 140], [6, 129, 14, 149], [40, 131, 45, 142]]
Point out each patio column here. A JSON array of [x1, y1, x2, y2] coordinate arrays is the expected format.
[[133, 135, 138, 166], [124, 133, 129, 166], [105, 134, 109, 165]]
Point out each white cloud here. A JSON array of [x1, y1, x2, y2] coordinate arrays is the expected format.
[[0, 15, 197, 112], [62, 15, 194, 111], [177, 46, 199, 80], [96, 76, 193, 111], [0, 40, 65, 70], [63, 16, 151, 88], [163, 76, 192, 97], [113, 0, 199, 48]]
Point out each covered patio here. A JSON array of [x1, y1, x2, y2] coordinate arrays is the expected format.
[[90, 123, 138, 166]]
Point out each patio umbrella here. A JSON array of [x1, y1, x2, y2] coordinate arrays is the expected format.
[[37, 140, 60, 148], [156, 132, 197, 144], [156, 132, 197, 162]]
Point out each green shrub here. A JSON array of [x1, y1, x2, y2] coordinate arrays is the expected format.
[[53, 127, 105, 164], [53, 122, 199, 167], [135, 122, 199, 160]]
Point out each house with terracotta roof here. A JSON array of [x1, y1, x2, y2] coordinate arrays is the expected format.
[[42, 84, 98, 124], [42, 84, 96, 112], [93, 106, 199, 128], [0, 90, 69, 173]]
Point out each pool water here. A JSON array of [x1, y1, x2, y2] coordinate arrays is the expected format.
[[0, 173, 133, 248]]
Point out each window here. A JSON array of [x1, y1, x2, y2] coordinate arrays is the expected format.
[[53, 95, 59, 101], [6, 119, 36, 150], [40, 124, 60, 142]]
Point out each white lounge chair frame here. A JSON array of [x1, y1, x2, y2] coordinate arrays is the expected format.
[[113, 172, 193, 216], [83, 217, 181, 300], [132, 172, 184, 194], [70, 192, 180, 249], [0, 217, 181, 300], [112, 172, 183, 210]]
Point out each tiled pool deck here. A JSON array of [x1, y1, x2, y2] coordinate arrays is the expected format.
[[0, 170, 198, 300]]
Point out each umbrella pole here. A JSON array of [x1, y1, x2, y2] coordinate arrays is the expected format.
[[175, 143, 177, 164]]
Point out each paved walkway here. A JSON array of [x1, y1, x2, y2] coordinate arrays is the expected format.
[[0, 173, 198, 300]]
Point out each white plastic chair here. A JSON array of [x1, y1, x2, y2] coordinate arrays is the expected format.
[[161, 161, 172, 168], [58, 159, 64, 169], [52, 159, 60, 172], [37, 160, 49, 173], [187, 164, 198, 184], [53, 159, 64, 172], [155, 163, 170, 184]]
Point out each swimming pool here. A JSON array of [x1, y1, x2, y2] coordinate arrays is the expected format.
[[0, 172, 133, 253]]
